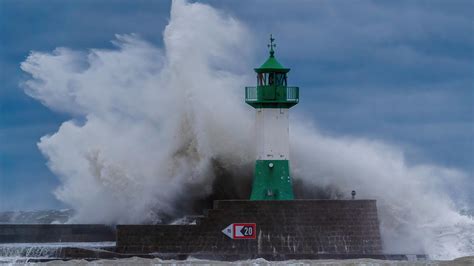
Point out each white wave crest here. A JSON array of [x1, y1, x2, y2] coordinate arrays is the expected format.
[[20, 0, 473, 260]]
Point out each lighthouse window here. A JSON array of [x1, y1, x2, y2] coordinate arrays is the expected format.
[[268, 73, 274, 85], [258, 73, 285, 86], [258, 73, 266, 86], [275, 73, 286, 86]]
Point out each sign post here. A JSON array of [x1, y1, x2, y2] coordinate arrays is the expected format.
[[222, 223, 256, 239]]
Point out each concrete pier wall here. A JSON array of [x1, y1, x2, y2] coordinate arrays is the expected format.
[[0, 224, 115, 243], [116, 200, 383, 257]]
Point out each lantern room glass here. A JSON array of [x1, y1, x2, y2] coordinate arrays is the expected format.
[[257, 73, 287, 86]]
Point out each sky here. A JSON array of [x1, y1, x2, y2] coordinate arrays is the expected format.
[[0, 0, 473, 211]]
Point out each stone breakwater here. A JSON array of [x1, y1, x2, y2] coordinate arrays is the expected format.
[[1, 200, 429, 261], [0, 224, 115, 243], [117, 200, 384, 260]]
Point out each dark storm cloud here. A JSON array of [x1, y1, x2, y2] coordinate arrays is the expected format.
[[0, 0, 473, 210], [206, 0, 474, 171]]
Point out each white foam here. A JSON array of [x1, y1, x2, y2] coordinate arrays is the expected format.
[[0, 242, 115, 264], [20, 0, 473, 260]]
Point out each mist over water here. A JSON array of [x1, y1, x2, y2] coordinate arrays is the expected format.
[[20, 0, 473, 260]]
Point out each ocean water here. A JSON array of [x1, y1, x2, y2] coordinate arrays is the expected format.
[[11, 0, 474, 261], [53, 256, 474, 266], [1, 242, 473, 265], [0, 210, 74, 224], [4, 255, 474, 266], [0, 242, 115, 265]]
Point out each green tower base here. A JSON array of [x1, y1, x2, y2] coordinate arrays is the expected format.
[[250, 160, 294, 200]]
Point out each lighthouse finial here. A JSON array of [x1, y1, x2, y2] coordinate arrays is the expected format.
[[268, 34, 276, 57]]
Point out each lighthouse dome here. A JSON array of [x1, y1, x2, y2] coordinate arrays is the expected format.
[[255, 55, 290, 73]]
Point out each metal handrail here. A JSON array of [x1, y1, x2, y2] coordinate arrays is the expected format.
[[286, 87, 298, 101], [245, 87, 258, 101], [245, 86, 299, 102]]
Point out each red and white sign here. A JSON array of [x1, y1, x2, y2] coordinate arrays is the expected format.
[[222, 223, 256, 239]]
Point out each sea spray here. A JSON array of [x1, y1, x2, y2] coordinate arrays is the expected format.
[[0, 242, 116, 263], [20, 0, 473, 260], [21, 0, 255, 224]]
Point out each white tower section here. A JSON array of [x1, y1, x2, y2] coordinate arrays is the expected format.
[[255, 108, 289, 161]]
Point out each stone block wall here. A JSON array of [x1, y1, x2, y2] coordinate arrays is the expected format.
[[0, 224, 115, 243], [116, 200, 383, 257]]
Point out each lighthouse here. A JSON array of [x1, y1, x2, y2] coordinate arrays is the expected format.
[[116, 36, 384, 261], [245, 35, 299, 200]]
